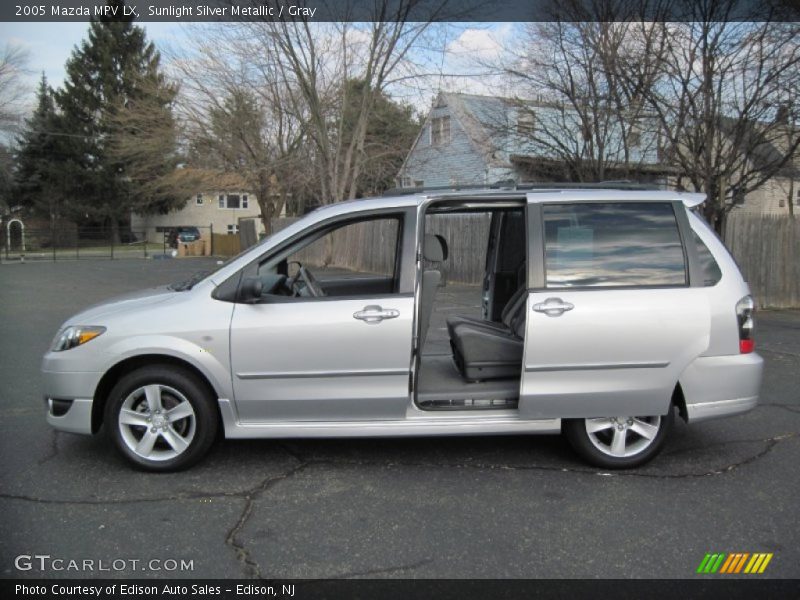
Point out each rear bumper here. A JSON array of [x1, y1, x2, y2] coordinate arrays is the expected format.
[[685, 395, 759, 423], [680, 352, 764, 423]]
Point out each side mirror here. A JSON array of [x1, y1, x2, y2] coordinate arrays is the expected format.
[[240, 277, 263, 303]]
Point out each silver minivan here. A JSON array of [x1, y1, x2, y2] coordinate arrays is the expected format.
[[42, 188, 764, 471]]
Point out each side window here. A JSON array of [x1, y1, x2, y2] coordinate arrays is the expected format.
[[543, 202, 686, 288], [692, 230, 722, 286], [286, 217, 399, 279], [255, 215, 402, 299]]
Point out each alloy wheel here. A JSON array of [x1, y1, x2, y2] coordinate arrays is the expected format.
[[117, 384, 196, 461]]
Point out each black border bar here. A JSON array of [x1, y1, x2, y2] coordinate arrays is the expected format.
[[3, 579, 800, 600], [3, 0, 800, 23]]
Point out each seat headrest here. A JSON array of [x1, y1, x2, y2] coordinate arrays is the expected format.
[[423, 234, 448, 262]]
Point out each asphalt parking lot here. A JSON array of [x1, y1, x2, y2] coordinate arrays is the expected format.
[[0, 258, 798, 579]]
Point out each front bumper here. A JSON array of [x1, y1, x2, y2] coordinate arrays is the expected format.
[[42, 368, 101, 435], [45, 397, 94, 434]]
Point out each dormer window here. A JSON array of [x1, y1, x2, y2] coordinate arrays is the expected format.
[[517, 112, 536, 136], [431, 116, 451, 146], [627, 123, 642, 147]]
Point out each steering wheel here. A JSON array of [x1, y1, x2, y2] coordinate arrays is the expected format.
[[286, 261, 304, 295], [286, 262, 325, 297], [298, 265, 325, 297]]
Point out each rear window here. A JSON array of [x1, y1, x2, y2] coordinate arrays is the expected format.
[[692, 230, 722, 286], [543, 202, 687, 288]]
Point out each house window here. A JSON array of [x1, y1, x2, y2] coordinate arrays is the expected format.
[[227, 224, 239, 235], [401, 176, 412, 188], [414, 180, 424, 187], [517, 112, 536, 136], [219, 194, 249, 209], [627, 124, 642, 147], [431, 116, 450, 146], [196, 193, 203, 206], [796, 187, 800, 204]]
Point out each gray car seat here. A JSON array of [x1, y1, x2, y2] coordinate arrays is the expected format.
[[418, 234, 448, 350], [445, 262, 526, 340], [449, 287, 527, 381]]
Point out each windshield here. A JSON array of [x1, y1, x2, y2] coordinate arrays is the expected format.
[[167, 230, 276, 291], [168, 208, 326, 291]]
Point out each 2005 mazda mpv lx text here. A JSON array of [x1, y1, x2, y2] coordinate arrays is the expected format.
[[42, 187, 764, 471]]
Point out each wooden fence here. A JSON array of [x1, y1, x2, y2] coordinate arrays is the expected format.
[[426, 213, 490, 284], [271, 214, 490, 284], [212, 233, 241, 257], [724, 213, 799, 308]]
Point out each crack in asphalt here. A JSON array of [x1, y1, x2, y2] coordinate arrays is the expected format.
[[762, 403, 800, 414], [1, 432, 796, 578], [236, 433, 799, 482], [37, 430, 60, 465], [1, 433, 796, 507], [224, 461, 310, 579]]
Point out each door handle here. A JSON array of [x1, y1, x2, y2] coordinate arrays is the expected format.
[[532, 297, 574, 317], [353, 305, 400, 324]]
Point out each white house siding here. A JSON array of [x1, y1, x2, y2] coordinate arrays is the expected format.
[[734, 178, 799, 215], [131, 191, 264, 243]]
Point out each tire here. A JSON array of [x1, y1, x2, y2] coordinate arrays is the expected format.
[[563, 407, 674, 469], [104, 366, 218, 472]]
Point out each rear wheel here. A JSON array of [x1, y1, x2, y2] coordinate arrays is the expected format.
[[563, 408, 674, 469], [105, 366, 218, 471]]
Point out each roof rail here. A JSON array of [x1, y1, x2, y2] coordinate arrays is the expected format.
[[384, 180, 663, 196], [382, 181, 516, 196]]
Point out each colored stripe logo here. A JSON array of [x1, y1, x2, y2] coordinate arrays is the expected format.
[[696, 552, 773, 574]]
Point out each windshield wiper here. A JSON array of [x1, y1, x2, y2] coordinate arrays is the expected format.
[[169, 270, 208, 291]]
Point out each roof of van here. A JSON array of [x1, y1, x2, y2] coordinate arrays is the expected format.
[[318, 188, 705, 213]]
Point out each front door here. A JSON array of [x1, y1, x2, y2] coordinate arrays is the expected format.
[[519, 195, 710, 419], [229, 211, 417, 423]]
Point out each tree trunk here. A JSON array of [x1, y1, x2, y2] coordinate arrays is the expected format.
[[257, 174, 273, 237], [110, 218, 120, 245]]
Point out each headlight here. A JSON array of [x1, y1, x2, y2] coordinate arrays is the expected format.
[[50, 326, 106, 352]]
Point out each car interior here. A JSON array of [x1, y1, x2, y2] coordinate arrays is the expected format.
[[415, 202, 527, 410], [243, 216, 404, 302]]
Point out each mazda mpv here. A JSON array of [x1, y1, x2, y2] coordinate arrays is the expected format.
[[43, 187, 764, 470]]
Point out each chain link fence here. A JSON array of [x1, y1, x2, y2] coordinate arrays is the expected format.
[[1, 225, 216, 262]]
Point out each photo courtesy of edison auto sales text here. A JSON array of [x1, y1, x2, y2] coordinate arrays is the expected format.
[[14, 584, 296, 596]]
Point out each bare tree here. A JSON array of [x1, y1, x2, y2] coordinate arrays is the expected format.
[[632, 2, 800, 231], [237, 6, 447, 203], [172, 5, 447, 241], [0, 44, 30, 136], [170, 23, 314, 234], [489, 3, 670, 182], [105, 74, 197, 215]]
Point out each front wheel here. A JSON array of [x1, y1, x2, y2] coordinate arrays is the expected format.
[[563, 408, 674, 469], [104, 366, 218, 471]]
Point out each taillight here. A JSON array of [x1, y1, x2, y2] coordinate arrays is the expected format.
[[736, 295, 755, 353]]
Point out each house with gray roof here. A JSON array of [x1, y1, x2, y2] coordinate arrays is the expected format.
[[399, 92, 799, 216], [397, 91, 672, 190]]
